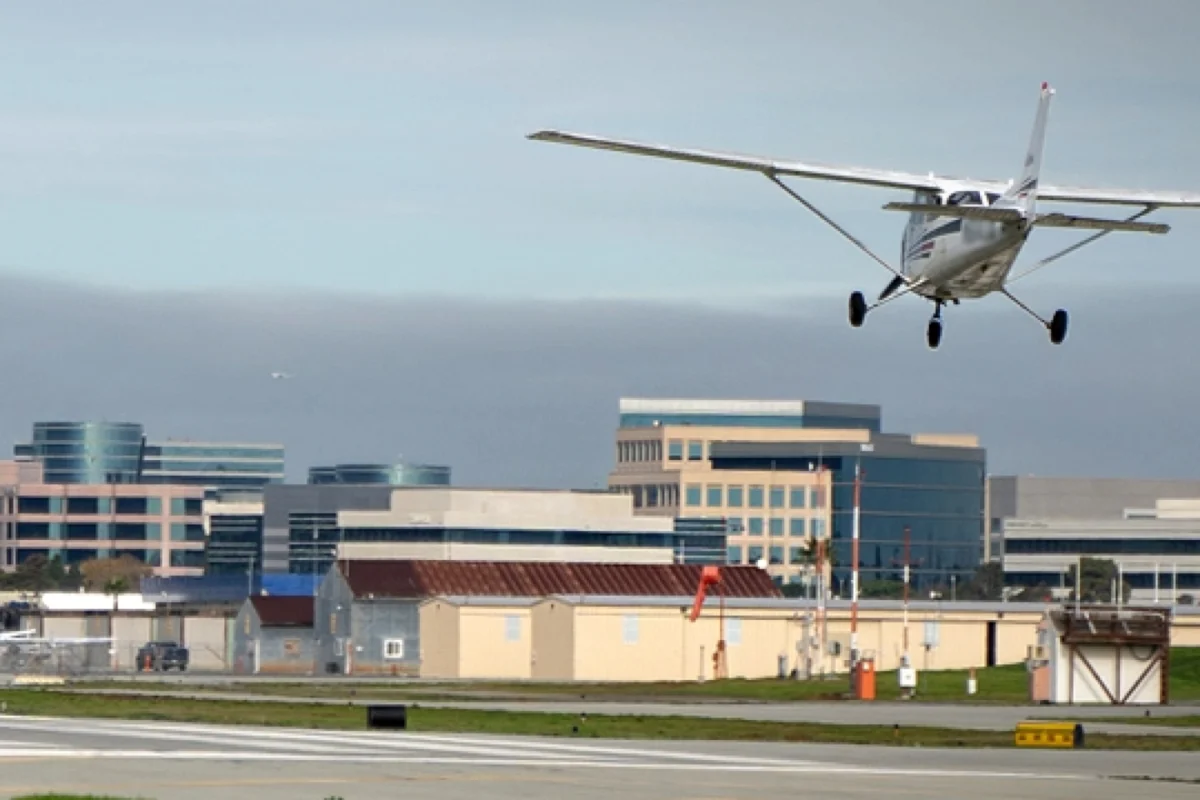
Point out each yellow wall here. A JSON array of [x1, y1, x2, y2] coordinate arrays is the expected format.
[[457, 607, 532, 680], [418, 601, 460, 679], [570, 606, 687, 682]]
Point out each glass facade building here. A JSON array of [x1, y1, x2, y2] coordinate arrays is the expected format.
[[709, 436, 986, 592], [142, 442, 285, 489], [14, 422, 145, 484], [13, 422, 285, 491], [618, 398, 882, 433], [307, 462, 451, 486]]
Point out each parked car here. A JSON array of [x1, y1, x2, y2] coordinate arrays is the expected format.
[[135, 640, 189, 671]]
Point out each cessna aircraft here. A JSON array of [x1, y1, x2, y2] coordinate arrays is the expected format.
[[528, 83, 1200, 348]]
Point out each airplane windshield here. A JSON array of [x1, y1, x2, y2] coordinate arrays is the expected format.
[[947, 191, 982, 206]]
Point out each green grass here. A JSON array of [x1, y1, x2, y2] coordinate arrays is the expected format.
[[11, 796, 147, 800], [5, 687, 1200, 751], [1085, 715, 1200, 728], [71, 648, 1200, 706]]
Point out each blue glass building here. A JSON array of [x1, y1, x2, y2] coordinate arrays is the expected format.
[[14, 422, 145, 484], [307, 462, 451, 486], [13, 422, 284, 490], [709, 436, 985, 592]]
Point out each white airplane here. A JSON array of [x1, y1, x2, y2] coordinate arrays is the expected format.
[[529, 83, 1200, 348]]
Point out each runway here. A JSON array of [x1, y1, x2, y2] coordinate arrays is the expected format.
[[0, 715, 1197, 800]]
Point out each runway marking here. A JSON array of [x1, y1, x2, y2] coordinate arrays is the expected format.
[[0, 747, 1090, 780]]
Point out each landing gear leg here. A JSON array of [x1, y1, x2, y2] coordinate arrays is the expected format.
[[926, 300, 944, 350], [1002, 289, 1068, 345]]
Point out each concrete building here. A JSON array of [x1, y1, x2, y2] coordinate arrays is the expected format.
[[232, 595, 315, 675], [610, 397, 985, 592], [1, 459, 206, 576], [12, 421, 284, 490], [987, 475, 1200, 561], [989, 476, 1200, 599], [264, 485, 727, 581], [314, 559, 781, 676]]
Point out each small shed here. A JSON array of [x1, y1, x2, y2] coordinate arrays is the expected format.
[[1033, 604, 1172, 705], [232, 596, 315, 675]]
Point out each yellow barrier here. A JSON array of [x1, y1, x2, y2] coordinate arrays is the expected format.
[[1014, 721, 1084, 749]]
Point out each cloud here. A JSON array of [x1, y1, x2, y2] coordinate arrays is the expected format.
[[1, 272, 1197, 489]]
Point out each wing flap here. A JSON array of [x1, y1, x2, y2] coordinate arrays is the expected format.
[[528, 130, 942, 192], [1034, 212, 1170, 234]]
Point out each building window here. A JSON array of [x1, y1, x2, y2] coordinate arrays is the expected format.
[[790, 518, 805, 536], [812, 519, 825, 537], [726, 617, 742, 646], [727, 517, 743, 534], [769, 546, 784, 564], [622, 615, 639, 644], [727, 545, 743, 563], [505, 615, 521, 642], [810, 488, 820, 508], [685, 484, 702, 507], [706, 485, 723, 507], [383, 639, 405, 660], [790, 488, 806, 508], [748, 518, 763, 536], [687, 441, 703, 461], [748, 546, 763, 563], [789, 546, 806, 564], [769, 518, 784, 537], [668, 440, 683, 461], [727, 486, 744, 507], [769, 487, 785, 509], [748, 486, 764, 508]]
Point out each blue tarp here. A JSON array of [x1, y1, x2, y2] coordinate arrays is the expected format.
[[139, 573, 321, 603]]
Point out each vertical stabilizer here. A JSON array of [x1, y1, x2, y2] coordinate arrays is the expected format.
[[1004, 82, 1054, 215]]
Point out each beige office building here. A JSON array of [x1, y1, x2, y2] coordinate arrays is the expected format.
[[608, 397, 986, 592]]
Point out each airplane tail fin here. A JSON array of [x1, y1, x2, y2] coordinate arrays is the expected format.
[[1003, 82, 1055, 216]]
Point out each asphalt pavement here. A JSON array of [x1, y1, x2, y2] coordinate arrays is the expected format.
[[0, 714, 1196, 800]]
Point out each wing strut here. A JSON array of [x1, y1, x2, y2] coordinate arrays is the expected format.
[[1007, 205, 1158, 285], [765, 173, 909, 283]]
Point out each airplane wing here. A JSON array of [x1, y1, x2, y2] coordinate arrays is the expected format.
[[1035, 184, 1200, 208], [882, 202, 1170, 233], [527, 130, 942, 192]]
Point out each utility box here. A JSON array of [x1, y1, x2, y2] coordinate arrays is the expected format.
[[898, 665, 917, 691], [853, 657, 877, 700]]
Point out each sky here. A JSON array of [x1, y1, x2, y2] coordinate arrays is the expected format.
[[1, 1, 1199, 487]]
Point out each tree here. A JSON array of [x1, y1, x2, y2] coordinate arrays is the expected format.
[[79, 555, 152, 592], [1066, 557, 1131, 604], [960, 562, 1005, 602]]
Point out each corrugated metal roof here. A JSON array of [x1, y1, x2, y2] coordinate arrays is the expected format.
[[336, 560, 781, 600], [250, 595, 315, 627]]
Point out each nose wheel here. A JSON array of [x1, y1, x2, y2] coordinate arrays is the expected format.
[[926, 301, 944, 349], [849, 291, 867, 327], [1049, 309, 1068, 344]]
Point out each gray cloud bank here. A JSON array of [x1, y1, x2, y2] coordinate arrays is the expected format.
[[1, 273, 1195, 488]]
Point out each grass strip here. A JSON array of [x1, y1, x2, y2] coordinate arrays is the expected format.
[[4, 688, 1200, 751]]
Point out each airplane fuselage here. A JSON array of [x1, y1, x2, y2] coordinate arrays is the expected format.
[[900, 187, 1029, 301]]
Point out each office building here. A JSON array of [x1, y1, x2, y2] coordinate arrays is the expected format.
[[989, 476, 1200, 598], [13, 421, 284, 491], [262, 485, 726, 578], [307, 461, 450, 486], [0, 459, 206, 575], [141, 441, 284, 489], [203, 489, 265, 582], [610, 397, 985, 591]]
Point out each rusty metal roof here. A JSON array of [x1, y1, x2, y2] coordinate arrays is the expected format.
[[250, 595, 315, 627], [335, 560, 782, 600]]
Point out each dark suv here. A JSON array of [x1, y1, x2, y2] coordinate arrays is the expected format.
[[135, 640, 189, 671]]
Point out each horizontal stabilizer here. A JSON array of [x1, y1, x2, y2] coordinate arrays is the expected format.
[[882, 202, 1025, 223], [1033, 212, 1169, 234]]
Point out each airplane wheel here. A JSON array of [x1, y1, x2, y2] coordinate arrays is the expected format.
[[927, 319, 942, 350], [1049, 309, 1068, 344], [848, 291, 867, 328]]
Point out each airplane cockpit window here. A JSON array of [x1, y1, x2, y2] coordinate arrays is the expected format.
[[947, 191, 982, 206], [985, 192, 1001, 205]]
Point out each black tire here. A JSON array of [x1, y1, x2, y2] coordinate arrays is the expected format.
[[927, 319, 942, 350], [1050, 309, 1068, 344], [849, 291, 867, 327]]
